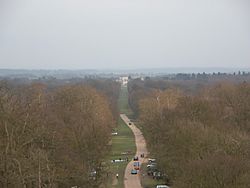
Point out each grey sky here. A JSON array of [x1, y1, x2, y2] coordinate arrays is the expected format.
[[0, 0, 249, 69]]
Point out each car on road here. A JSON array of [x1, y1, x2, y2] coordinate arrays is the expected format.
[[134, 161, 140, 166], [134, 161, 140, 170], [134, 166, 140, 170], [133, 156, 139, 161], [156, 185, 170, 188], [131, 169, 137, 174], [129, 122, 132, 125]]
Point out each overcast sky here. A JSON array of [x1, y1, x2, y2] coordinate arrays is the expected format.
[[0, 0, 249, 70]]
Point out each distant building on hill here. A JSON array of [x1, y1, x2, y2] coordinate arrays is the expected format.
[[117, 75, 147, 86], [118, 76, 129, 86]]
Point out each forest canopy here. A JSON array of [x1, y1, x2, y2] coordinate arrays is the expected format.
[[0, 80, 120, 188], [129, 79, 250, 187]]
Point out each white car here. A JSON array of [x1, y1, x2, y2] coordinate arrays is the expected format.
[[148, 158, 156, 163], [156, 185, 170, 188], [147, 163, 157, 168]]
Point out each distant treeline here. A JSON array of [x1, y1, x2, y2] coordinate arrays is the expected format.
[[128, 79, 250, 187], [0, 79, 120, 188], [2, 78, 121, 121], [163, 71, 250, 81], [128, 75, 250, 117]]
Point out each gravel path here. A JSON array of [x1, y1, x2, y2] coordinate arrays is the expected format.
[[120, 114, 148, 188]]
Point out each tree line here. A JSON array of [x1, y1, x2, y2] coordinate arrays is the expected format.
[[129, 79, 250, 187], [0, 80, 120, 188]]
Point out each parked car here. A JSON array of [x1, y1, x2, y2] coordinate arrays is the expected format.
[[89, 170, 97, 180], [156, 185, 170, 188], [154, 171, 164, 180], [131, 169, 137, 174], [147, 163, 157, 168], [148, 158, 156, 163], [147, 167, 158, 176]]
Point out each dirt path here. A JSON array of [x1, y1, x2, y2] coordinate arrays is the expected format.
[[120, 114, 148, 188], [112, 177, 118, 186]]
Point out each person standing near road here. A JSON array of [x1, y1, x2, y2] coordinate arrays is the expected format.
[[116, 173, 119, 179]]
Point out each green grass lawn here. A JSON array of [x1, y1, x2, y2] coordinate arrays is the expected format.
[[106, 118, 136, 188], [118, 86, 132, 115], [105, 86, 136, 188]]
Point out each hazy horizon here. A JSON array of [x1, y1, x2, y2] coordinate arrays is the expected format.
[[1, 0, 249, 69], [0, 66, 250, 71]]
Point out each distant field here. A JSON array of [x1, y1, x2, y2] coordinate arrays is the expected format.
[[118, 86, 132, 115]]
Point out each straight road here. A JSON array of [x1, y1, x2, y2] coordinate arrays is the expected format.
[[120, 114, 148, 188]]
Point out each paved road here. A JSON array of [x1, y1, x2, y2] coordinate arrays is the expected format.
[[120, 114, 148, 188]]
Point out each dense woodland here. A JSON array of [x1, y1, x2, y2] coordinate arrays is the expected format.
[[0, 79, 120, 188], [1, 75, 250, 187], [128, 78, 250, 187]]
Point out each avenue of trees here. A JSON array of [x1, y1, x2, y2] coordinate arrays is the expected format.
[[0, 79, 120, 188], [129, 79, 250, 187]]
